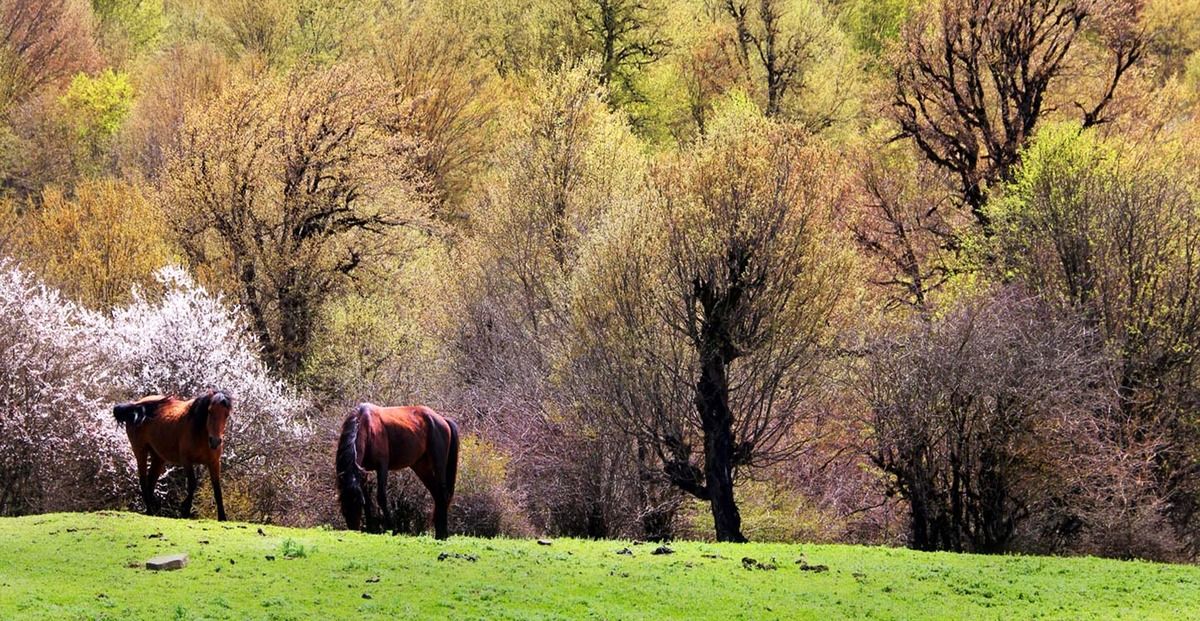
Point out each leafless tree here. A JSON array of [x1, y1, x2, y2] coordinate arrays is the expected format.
[[162, 64, 430, 377], [719, 0, 820, 117], [571, 117, 848, 541], [851, 153, 965, 312], [891, 0, 1145, 225], [860, 288, 1115, 552], [0, 0, 99, 114]]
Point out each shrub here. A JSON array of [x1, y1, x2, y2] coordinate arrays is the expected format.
[[449, 436, 530, 538], [101, 266, 311, 521], [60, 69, 134, 169], [0, 258, 129, 515], [379, 434, 530, 538], [12, 178, 175, 309], [0, 258, 320, 521]]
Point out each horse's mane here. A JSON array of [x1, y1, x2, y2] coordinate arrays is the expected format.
[[186, 392, 211, 434], [185, 390, 230, 435]]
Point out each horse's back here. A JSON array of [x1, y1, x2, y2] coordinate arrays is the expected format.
[[358, 404, 451, 471]]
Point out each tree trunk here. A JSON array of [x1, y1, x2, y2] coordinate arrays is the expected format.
[[696, 355, 747, 542]]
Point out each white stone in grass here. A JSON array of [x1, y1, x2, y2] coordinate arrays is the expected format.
[[146, 553, 188, 571]]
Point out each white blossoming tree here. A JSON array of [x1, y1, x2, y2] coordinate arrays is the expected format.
[[0, 259, 128, 514], [102, 266, 311, 519], [0, 258, 312, 520], [105, 267, 309, 461]]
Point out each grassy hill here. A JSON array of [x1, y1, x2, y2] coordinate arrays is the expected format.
[[0, 512, 1197, 620]]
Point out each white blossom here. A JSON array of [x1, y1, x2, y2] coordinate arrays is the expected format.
[[0, 258, 311, 516], [103, 266, 310, 469]]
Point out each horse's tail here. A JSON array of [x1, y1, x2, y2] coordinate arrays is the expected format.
[[423, 410, 458, 499], [445, 417, 460, 501], [113, 403, 139, 426], [336, 405, 368, 530], [113, 397, 167, 427]]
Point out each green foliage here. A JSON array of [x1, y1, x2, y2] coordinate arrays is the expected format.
[[841, 0, 912, 57], [986, 121, 1119, 282], [678, 479, 834, 543], [301, 240, 451, 404], [561, 0, 670, 110], [59, 69, 134, 165], [279, 538, 309, 558], [472, 59, 647, 286], [92, 0, 167, 59]]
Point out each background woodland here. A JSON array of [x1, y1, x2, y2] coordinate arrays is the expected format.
[[2, 0, 1200, 560]]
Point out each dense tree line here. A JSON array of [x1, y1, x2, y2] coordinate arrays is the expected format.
[[1, 0, 1199, 560]]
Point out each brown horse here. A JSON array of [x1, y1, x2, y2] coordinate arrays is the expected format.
[[113, 390, 232, 521], [336, 404, 460, 539]]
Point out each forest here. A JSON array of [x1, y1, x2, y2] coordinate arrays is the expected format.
[[0, 0, 1198, 563]]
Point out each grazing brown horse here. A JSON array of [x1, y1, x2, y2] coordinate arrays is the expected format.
[[336, 404, 459, 539], [113, 391, 232, 521]]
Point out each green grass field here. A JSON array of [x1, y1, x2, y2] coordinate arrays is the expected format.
[[0, 512, 1197, 620]]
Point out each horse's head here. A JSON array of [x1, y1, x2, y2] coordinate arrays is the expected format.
[[204, 391, 233, 450]]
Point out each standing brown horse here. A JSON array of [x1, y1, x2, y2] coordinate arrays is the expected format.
[[336, 404, 459, 539], [113, 390, 232, 521]]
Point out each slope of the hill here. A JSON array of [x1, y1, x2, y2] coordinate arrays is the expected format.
[[0, 512, 1196, 620]]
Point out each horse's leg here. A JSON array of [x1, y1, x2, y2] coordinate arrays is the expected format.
[[134, 447, 151, 515], [376, 468, 394, 535], [180, 466, 197, 518], [432, 487, 449, 540], [361, 474, 380, 533], [144, 452, 165, 516], [413, 462, 449, 540], [208, 460, 226, 521]]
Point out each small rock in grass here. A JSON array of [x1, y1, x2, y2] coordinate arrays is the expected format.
[[742, 557, 777, 571], [651, 545, 674, 555], [146, 553, 188, 571], [796, 559, 829, 573], [437, 552, 478, 562]]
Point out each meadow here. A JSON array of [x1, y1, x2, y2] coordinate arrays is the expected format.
[[1, 512, 1197, 620]]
